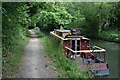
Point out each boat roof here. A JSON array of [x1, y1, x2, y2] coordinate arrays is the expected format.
[[66, 36, 90, 40], [56, 30, 71, 33]]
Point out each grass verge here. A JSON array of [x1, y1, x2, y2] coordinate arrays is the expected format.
[[41, 35, 93, 78]]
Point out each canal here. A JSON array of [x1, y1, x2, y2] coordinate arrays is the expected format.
[[90, 39, 119, 78]]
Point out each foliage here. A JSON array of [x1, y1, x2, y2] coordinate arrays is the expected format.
[[2, 2, 29, 77], [30, 2, 73, 31], [24, 2, 120, 40], [104, 2, 120, 30], [99, 29, 120, 42], [64, 3, 103, 37], [64, 2, 120, 40]]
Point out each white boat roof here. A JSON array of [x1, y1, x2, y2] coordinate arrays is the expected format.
[[56, 30, 70, 33]]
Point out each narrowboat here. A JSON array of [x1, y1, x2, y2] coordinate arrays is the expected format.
[[50, 28, 109, 77]]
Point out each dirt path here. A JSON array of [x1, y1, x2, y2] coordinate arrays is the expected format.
[[15, 30, 58, 78]]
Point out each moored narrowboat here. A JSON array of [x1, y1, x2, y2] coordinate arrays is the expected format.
[[50, 28, 109, 77]]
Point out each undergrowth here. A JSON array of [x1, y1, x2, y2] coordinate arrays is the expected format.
[[99, 29, 120, 43], [2, 28, 29, 78]]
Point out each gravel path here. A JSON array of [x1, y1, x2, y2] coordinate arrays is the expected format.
[[16, 30, 58, 78]]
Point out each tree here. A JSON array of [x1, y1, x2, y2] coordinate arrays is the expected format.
[[29, 2, 73, 31]]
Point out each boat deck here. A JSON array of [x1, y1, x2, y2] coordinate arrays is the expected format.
[[81, 63, 107, 70]]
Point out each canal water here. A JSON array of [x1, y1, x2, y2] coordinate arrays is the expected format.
[[90, 39, 119, 78]]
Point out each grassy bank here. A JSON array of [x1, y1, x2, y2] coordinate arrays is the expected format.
[[99, 29, 120, 43], [41, 35, 93, 78], [2, 30, 29, 78]]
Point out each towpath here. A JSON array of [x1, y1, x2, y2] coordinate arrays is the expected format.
[[15, 30, 57, 78]]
